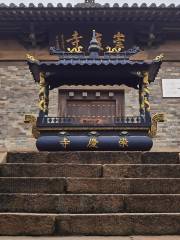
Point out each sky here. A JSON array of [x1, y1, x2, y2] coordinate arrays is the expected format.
[[1, 0, 180, 6]]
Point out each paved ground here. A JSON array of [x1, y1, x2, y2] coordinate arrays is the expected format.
[[1, 237, 180, 240]]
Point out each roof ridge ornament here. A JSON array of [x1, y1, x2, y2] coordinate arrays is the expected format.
[[88, 30, 101, 58], [85, 0, 95, 3], [75, 0, 101, 8]]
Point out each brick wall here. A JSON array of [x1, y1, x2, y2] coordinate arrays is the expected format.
[[0, 63, 38, 151], [151, 62, 180, 151], [0, 61, 179, 151]]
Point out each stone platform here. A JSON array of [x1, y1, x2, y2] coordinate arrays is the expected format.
[[0, 152, 180, 236]]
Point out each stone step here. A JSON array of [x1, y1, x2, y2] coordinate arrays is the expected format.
[[0, 177, 66, 194], [55, 213, 180, 235], [0, 164, 102, 178], [6, 152, 180, 164], [103, 164, 180, 178], [67, 178, 180, 194], [0, 213, 55, 236], [1, 213, 180, 235], [1, 177, 180, 194], [0, 194, 180, 213], [1, 164, 180, 178]]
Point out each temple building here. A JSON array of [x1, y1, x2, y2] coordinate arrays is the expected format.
[[1, 1, 180, 237], [0, 0, 180, 151]]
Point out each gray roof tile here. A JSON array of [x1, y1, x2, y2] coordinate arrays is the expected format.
[[0, 2, 179, 8]]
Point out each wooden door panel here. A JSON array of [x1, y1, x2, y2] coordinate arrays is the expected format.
[[58, 90, 125, 124], [67, 100, 116, 124]]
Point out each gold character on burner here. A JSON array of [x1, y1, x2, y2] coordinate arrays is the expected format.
[[60, 137, 71, 149], [87, 137, 99, 149], [119, 137, 128, 148]]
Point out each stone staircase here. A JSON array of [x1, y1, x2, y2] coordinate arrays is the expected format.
[[0, 151, 180, 236]]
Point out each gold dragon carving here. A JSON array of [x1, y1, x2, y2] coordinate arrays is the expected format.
[[39, 72, 49, 113], [143, 72, 150, 112], [67, 46, 83, 53], [106, 46, 122, 53]]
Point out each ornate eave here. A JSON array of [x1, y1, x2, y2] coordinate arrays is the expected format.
[[0, 4, 180, 22], [0, 1, 179, 50], [27, 39, 162, 89]]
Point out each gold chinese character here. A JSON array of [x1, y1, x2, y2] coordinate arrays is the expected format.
[[106, 32, 125, 53], [66, 31, 83, 53], [87, 137, 99, 149], [113, 32, 125, 50], [60, 137, 70, 149], [96, 32, 103, 50], [119, 137, 128, 148]]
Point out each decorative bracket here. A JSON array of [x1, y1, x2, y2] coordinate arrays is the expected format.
[[149, 113, 165, 138], [26, 54, 39, 63], [153, 53, 164, 62], [24, 114, 39, 139]]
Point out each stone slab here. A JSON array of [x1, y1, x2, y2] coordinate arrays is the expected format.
[[0, 164, 102, 178], [2, 163, 180, 178], [6, 152, 142, 164], [125, 194, 180, 213], [0, 237, 132, 240], [67, 178, 180, 194], [1, 213, 180, 236], [103, 164, 180, 178], [0, 237, 131, 240], [1, 194, 180, 214], [1, 237, 180, 240], [55, 213, 180, 235], [0, 178, 66, 194], [0, 194, 124, 213], [0, 213, 55, 236], [142, 152, 180, 164], [6, 152, 49, 164], [6, 152, 180, 164]]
